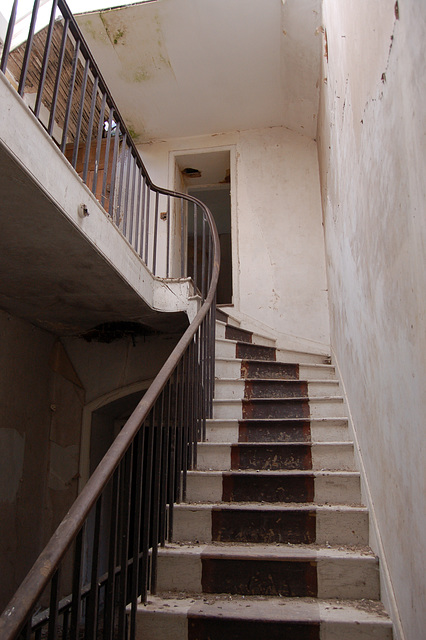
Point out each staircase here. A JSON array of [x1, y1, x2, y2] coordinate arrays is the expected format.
[[135, 312, 393, 639]]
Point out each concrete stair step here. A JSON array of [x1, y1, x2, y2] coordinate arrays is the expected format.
[[172, 503, 369, 546], [155, 544, 380, 600], [216, 320, 276, 347], [216, 358, 337, 380], [205, 418, 350, 443], [215, 339, 330, 364], [136, 595, 393, 640], [186, 470, 362, 505], [215, 307, 232, 324], [196, 442, 355, 471], [214, 378, 340, 399], [213, 397, 347, 420]]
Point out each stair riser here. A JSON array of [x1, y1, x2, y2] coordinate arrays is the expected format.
[[214, 380, 340, 399], [205, 419, 350, 443], [196, 443, 355, 471], [241, 360, 299, 379], [156, 553, 380, 599], [186, 473, 362, 505], [172, 507, 369, 545], [213, 399, 346, 420]]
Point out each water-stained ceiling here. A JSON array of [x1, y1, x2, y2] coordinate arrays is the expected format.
[[75, 0, 322, 143]]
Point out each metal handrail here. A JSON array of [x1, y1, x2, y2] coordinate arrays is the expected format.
[[1, 0, 211, 288], [0, 1, 220, 638]]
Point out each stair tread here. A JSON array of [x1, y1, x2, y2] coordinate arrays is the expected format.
[[159, 543, 377, 560], [175, 503, 367, 512], [187, 470, 360, 480], [214, 396, 344, 402], [216, 356, 335, 368], [139, 595, 392, 625], [207, 417, 348, 423], [216, 377, 339, 383], [198, 441, 353, 446]]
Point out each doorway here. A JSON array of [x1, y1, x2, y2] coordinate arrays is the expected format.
[[174, 150, 233, 305]]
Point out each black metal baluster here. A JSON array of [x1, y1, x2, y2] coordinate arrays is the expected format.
[[128, 160, 137, 246], [108, 120, 121, 219], [166, 195, 171, 277], [201, 213, 207, 300], [139, 177, 146, 259], [85, 497, 103, 640], [159, 381, 171, 546], [167, 368, 178, 540], [1, 0, 18, 73], [48, 15, 69, 137], [209, 296, 217, 417], [18, 0, 41, 96], [180, 199, 185, 277], [189, 338, 196, 468], [193, 203, 198, 292], [71, 56, 90, 168], [104, 469, 120, 640], [150, 391, 164, 594], [134, 171, 142, 255], [69, 527, 85, 640], [174, 360, 183, 504], [152, 192, 159, 275], [21, 609, 33, 640], [82, 75, 98, 184], [91, 91, 106, 194], [100, 106, 114, 208], [193, 333, 200, 461], [122, 150, 133, 239], [129, 429, 144, 640], [117, 446, 133, 639], [35, 0, 59, 118], [62, 608, 70, 640], [181, 349, 190, 502], [201, 318, 207, 441], [144, 188, 151, 265], [47, 568, 60, 640], [139, 412, 154, 603], [60, 38, 81, 153], [115, 134, 127, 226]]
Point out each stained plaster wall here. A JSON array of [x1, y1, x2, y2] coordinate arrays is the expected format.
[[138, 126, 330, 354], [0, 311, 82, 610], [0, 308, 179, 610], [318, 1, 426, 638]]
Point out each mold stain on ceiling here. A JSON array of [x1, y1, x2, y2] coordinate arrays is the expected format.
[[96, 8, 175, 85], [76, 0, 322, 143]]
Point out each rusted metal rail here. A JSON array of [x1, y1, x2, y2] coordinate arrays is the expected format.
[[0, 1, 220, 638]]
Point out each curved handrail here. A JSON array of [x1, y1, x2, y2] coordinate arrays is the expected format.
[[0, 1, 220, 638], [0, 199, 219, 640]]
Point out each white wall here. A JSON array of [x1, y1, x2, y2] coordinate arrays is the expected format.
[[318, 2, 426, 638], [138, 126, 330, 353]]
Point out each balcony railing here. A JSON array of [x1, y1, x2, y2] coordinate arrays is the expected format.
[[0, 1, 220, 638], [1, 0, 212, 291]]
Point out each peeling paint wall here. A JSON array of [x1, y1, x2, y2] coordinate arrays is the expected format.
[[318, 1, 426, 638], [139, 126, 330, 353]]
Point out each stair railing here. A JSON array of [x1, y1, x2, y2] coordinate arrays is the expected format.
[[1, 0, 212, 289], [0, 1, 220, 638]]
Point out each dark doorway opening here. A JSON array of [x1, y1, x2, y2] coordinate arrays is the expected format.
[[175, 151, 232, 305]]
